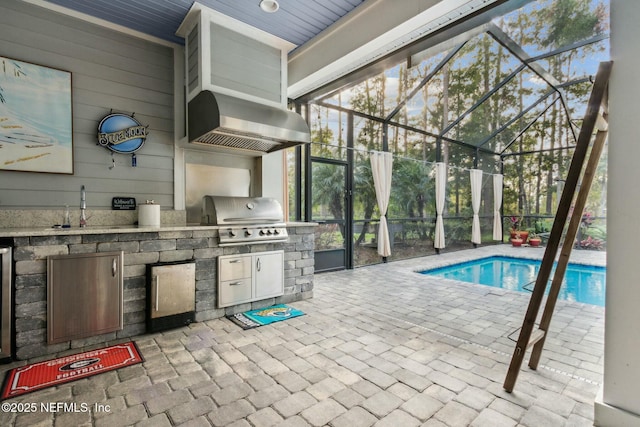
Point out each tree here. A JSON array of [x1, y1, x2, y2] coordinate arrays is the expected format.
[[350, 74, 387, 244]]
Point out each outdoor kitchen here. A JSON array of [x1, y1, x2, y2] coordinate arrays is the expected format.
[[2, 1, 639, 426], [0, 1, 316, 363], [0, 218, 315, 361]]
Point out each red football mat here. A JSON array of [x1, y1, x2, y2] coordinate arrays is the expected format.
[[1, 341, 143, 400]]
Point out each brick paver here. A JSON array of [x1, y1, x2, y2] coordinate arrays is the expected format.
[[330, 406, 377, 427], [299, 399, 346, 426]]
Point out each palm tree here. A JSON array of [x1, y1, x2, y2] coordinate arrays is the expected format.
[[312, 162, 345, 238]]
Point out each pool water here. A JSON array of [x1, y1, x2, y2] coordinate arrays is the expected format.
[[419, 256, 606, 306]]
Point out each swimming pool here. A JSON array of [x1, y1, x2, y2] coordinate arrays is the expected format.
[[419, 256, 606, 306]]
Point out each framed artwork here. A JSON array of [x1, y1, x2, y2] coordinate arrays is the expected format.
[[0, 55, 73, 174]]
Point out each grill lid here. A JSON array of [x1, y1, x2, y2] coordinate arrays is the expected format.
[[201, 196, 284, 225]]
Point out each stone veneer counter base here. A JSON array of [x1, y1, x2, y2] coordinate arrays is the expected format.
[[0, 223, 316, 360]]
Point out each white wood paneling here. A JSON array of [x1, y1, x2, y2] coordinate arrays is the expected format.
[[210, 23, 282, 103], [43, 0, 365, 46], [595, 1, 640, 424], [0, 0, 176, 211]]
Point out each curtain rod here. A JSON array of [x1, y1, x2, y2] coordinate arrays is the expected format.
[[306, 141, 501, 176]]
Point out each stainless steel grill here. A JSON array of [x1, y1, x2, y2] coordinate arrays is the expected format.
[[201, 196, 288, 246]]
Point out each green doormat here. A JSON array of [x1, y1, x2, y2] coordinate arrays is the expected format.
[[228, 304, 304, 329]]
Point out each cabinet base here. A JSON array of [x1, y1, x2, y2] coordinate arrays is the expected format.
[[147, 311, 195, 333]]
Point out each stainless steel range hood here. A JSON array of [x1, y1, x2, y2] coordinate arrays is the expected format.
[[188, 90, 310, 153]]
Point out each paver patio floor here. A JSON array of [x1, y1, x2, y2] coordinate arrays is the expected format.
[[1, 245, 605, 426]]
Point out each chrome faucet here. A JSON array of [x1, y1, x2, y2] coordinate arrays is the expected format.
[[80, 185, 87, 227]]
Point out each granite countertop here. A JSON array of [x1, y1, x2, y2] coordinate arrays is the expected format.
[[0, 222, 316, 237]]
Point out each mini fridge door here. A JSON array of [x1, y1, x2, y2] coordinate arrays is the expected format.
[[147, 261, 196, 332]]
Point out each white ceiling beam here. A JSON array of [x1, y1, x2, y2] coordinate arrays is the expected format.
[[287, 0, 498, 99]]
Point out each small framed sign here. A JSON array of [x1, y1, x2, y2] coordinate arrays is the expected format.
[[112, 197, 136, 210]]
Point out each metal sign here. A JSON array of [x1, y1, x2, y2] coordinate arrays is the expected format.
[[112, 197, 136, 210], [97, 112, 148, 153]]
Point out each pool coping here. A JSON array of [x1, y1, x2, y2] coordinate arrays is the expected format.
[[405, 244, 607, 274]]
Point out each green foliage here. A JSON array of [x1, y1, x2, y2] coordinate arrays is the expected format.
[[389, 159, 432, 219], [311, 163, 345, 224], [445, 218, 473, 242], [540, 0, 604, 48], [584, 224, 606, 241], [534, 219, 552, 234]]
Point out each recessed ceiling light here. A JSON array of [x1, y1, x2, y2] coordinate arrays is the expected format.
[[259, 0, 280, 13]]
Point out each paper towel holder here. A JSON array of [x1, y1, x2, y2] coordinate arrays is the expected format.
[[138, 200, 161, 227]]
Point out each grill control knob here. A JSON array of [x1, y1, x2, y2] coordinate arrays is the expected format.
[[244, 229, 253, 237], [266, 229, 273, 235], [274, 229, 280, 235], [229, 229, 237, 237], [259, 230, 266, 236]]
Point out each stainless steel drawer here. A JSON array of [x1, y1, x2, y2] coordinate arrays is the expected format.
[[219, 278, 252, 307], [219, 256, 251, 281]]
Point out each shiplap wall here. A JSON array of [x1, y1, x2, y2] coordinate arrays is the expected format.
[[0, 0, 175, 210]]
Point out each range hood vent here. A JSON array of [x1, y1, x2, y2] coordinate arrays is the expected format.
[[188, 91, 310, 154], [177, 4, 311, 154]]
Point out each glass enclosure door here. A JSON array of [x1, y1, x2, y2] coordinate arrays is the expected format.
[[310, 159, 350, 271]]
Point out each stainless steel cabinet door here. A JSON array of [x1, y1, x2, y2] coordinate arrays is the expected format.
[[254, 251, 284, 300], [47, 252, 123, 344], [0, 246, 12, 360]]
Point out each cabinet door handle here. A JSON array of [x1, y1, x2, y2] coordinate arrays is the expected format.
[[257, 258, 261, 272], [229, 259, 240, 264], [229, 281, 243, 286], [155, 276, 160, 311], [112, 258, 117, 277]]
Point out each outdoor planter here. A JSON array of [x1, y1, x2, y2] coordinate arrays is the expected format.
[[511, 238, 523, 247], [510, 230, 529, 241], [529, 238, 541, 247]]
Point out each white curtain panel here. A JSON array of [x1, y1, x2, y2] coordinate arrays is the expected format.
[[370, 151, 394, 257], [434, 162, 447, 249], [493, 174, 504, 240], [470, 169, 483, 244]]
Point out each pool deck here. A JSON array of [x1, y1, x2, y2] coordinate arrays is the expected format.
[[0, 245, 605, 426]]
